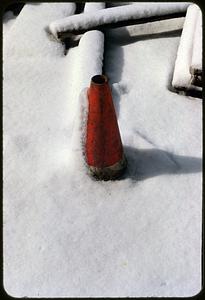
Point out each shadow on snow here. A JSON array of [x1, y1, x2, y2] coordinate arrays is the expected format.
[[120, 146, 202, 181]]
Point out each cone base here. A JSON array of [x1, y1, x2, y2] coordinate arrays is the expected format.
[[87, 154, 127, 181]]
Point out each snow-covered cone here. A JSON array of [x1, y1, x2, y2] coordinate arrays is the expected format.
[[85, 75, 127, 180]]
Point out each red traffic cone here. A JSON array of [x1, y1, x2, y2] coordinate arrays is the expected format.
[[85, 75, 127, 180]]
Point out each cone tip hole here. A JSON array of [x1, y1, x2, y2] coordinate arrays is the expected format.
[[91, 75, 107, 85]]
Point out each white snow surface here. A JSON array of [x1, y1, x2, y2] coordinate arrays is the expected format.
[[74, 3, 105, 92], [74, 30, 104, 93], [49, 2, 190, 38], [68, 88, 89, 177], [3, 2, 202, 298], [84, 2, 105, 13], [172, 4, 200, 89], [190, 8, 202, 73], [3, 3, 76, 57], [3, 10, 16, 37]]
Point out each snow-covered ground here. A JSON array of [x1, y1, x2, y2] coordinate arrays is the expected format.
[[3, 2, 202, 298]]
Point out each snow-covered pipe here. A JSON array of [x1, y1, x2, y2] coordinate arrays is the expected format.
[[49, 2, 190, 39], [76, 2, 105, 91], [68, 3, 105, 175], [172, 4, 200, 90], [190, 8, 202, 75], [76, 30, 104, 91]]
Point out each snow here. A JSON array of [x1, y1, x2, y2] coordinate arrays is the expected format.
[[3, 3, 76, 58], [68, 88, 89, 177], [3, 10, 16, 40], [84, 2, 105, 13], [73, 2, 105, 92], [172, 4, 200, 89], [74, 30, 104, 92], [3, 2, 202, 298], [49, 2, 190, 39], [190, 8, 202, 74]]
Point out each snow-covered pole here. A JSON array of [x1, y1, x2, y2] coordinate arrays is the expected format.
[[190, 8, 202, 76], [68, 3, 106, 176], [49, 3, 190, 40], [171, 4, 202, 96], [76, 2, 105, 90]]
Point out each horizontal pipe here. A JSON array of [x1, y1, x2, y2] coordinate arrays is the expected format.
[[59, 12, 186, 41], [48, 3, 190, 40]]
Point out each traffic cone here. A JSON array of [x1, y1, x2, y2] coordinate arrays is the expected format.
[[85, 75, 127, 180]]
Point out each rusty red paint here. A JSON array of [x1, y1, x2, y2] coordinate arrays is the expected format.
[[85, 75, 123, 168]]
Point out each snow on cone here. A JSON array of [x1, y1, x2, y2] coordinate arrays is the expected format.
[[85, 75, 127, 180]]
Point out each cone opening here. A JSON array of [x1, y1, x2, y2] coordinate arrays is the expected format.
[[91, 75, 107, 85]]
